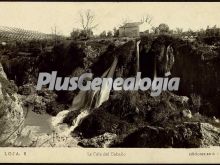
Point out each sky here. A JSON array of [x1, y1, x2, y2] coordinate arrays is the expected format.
[[0, 2, 220, 36]]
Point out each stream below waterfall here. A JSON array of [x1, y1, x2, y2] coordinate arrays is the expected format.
[[13, 107, 81, 147]]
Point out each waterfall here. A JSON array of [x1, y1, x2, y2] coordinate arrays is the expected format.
[[53, 40, 142, 137], [136, 40, 141, 88], [69, 56, 118, 132], [52, 56, 118, 136], [165, 44, 174, 74], [51, 110, 69, 127], [136, 40, 141, 72], [95, 56, 118, 107], [68, 111, 89, 134]]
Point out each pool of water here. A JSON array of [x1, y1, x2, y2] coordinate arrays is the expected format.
[[14, 107, 80, 147], [24, 109, 53, 134]]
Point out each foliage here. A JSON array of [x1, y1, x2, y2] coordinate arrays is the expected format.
[[78, 9, 98, 39], [99, 31, 107, 38], [70, 29, 81, 40], [70, 29, 93, 40], [155, 23, 170, 34], [107, 31, 113, 37], [113, 27, 119, 37], [38, 41, 86, 77]]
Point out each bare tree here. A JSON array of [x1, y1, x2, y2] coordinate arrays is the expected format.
[[79, 9, 98, 36], [140, 14, 153, 24]]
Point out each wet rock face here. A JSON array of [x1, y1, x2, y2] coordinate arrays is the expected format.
[[171, 41, 220, 97], [171, 40, 220, 117], [72, 91, 190, 139], [140, 35, 175, 78], [63, 109, 82, 126], [72, 91, 145, 138], [0, 64, 24, 146], [140, 35, 220, 117], [91, 40, 136, 77], [74, 108, 132, 139]]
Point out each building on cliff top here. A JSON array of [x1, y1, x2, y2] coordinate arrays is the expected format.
[[119, 22, 152, 38]]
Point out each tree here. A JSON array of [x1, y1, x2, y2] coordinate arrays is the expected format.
[[70, 29, 93, 40], [113, 27, 119, 37], [158, 23, 169, 34], [186, 29, 194, 36], [176, 28, 183, 35], [151, 26, 156, 33], [198, 28, 206, 37], [140, 14, 153, 24], [107, 31, 113, 37], [99, 31, 106, 38], [70, 29, 81, 40], [79, 9, 98, 38]]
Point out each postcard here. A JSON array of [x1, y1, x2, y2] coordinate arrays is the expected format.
[[0, 2, 219, 163]]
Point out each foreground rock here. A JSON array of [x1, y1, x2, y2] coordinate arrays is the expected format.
[[0, 63, 24, 146], [65, 90, 220, 148], [112, 122, 220, 148], [78, 133, 117, 148], [72, 91, 188, 138]]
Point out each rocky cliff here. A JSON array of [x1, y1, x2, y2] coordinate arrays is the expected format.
[[0, 63, 24, 146], [140, 35, 220, 117], [0, 35, 220, 148], [171, 40, 220, 117]]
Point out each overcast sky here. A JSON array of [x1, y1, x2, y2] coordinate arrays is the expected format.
[[0, 2, 220, 36]]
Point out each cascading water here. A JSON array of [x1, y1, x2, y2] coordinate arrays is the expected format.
[[136, 40, 141, 72], [52, 57, 119, 139], [55, 41, 175, 138], [95, 56, 118, 107], [52, 40, 141, 144], [13, 40, 142, 147]]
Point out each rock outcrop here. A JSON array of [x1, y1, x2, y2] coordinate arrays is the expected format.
[[171, 38, 220, 117], [112, 122, 220, 148], [64, 89, 220, 148], [1, 35, 220, 148], [0, 63, 24, 146], [78, 132, 117, 148], [140, 35, 220, 118], [140, 35, 175, 78]]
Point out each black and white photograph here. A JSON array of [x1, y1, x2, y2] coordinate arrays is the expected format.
[[0, 1, 219, 163]]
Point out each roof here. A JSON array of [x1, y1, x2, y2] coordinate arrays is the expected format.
[[120, 22, 143, 28], [0, 26, 56, 41]]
